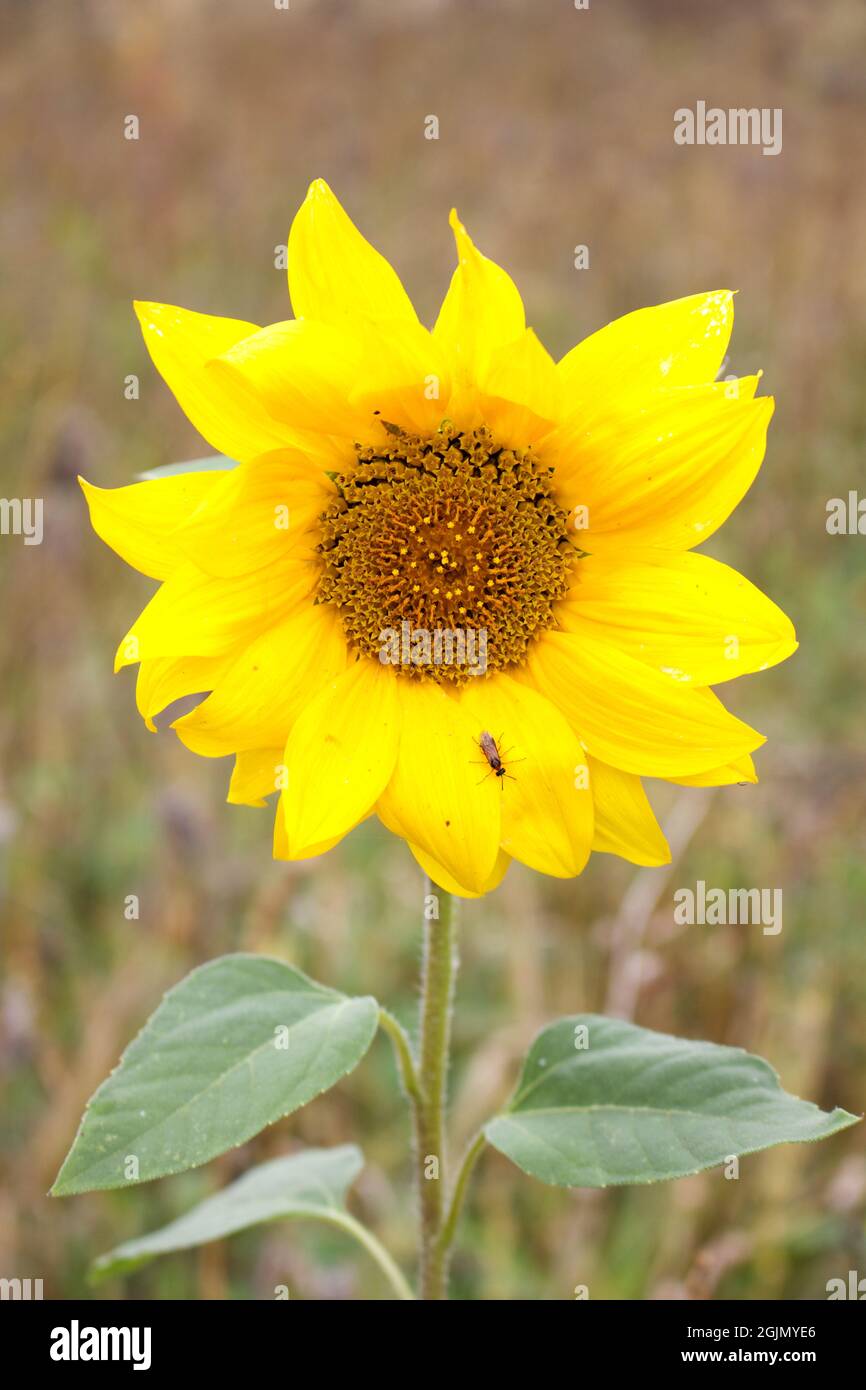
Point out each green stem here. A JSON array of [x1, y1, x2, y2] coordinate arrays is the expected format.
[[379, 1008, 423, 1105], [319, 1210, 415, 1301], [414, 878, 458, 1300], [435, 1129, 486, 1261]]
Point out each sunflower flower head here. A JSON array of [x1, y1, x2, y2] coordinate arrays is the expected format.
[[317, 424, 573, 682], [82, 179, 797, 897]]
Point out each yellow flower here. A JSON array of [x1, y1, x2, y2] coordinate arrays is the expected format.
[[82, 180, 797, 897]]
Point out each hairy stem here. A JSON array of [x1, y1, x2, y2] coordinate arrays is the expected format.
[[435, 1129, 486, 1262], [379, 1008, 423, 1106], [414, 878, 457, 1300]]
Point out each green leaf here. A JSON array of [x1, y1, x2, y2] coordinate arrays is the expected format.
[[136, 455, 239, 480], [485, 1014, 860, 1188], [91, 1145, 363, 1282], [52, 955, 379, 1195]]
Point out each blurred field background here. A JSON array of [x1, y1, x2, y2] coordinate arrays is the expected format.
[[1, 0, 865, 1301]]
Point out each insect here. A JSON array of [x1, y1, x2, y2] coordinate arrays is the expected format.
[[474, 730, 523, 788], [373, 412, 405, 438]]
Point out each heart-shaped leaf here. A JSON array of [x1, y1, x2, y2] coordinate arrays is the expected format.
[[485, 1014, 859, 1187], [92, 1144, 364, 1281], [52, 955, 379, 1195]]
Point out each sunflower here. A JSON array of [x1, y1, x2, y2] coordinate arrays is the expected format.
[[82, 180, 796, 897]]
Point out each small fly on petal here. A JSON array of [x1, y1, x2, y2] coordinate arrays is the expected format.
[[475, 729, 523, 789], [479, 730, 506, 778]]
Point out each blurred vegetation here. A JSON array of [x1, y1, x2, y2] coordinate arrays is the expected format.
[[1, 0, 865, 1300]]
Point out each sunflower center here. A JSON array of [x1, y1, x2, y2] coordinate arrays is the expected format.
[[316, 423, 573, 683]]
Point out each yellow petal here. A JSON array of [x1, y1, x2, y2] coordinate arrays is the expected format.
[[134, 301, 326, 464], [348, 317, 453, 436], [459, 675, 593, 878], [551, 381, 773, 551], [227, 748, 284, 807], [433, 210, 525, 390], [273, 802, 348, 862], [288, 179, 419, 327], [212, 316, 452, 445], [208, 318, 369, 438], [175, 451, 333, 578], [406, 839, 510, 899], [526, 629, 765, 778], [558, 290, 735, 413], [80, 472, 226, 580], [174, 600, 347, 756], [280, 658, 401, 856], [136, 653, 231, 731], [587, 756, 670, 867], [377, 681, 501, 895], [558, 549, 797, 684], [115, 555, 316, 669], [667, 754, 757, 787], [476, 329, 563, 447]]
